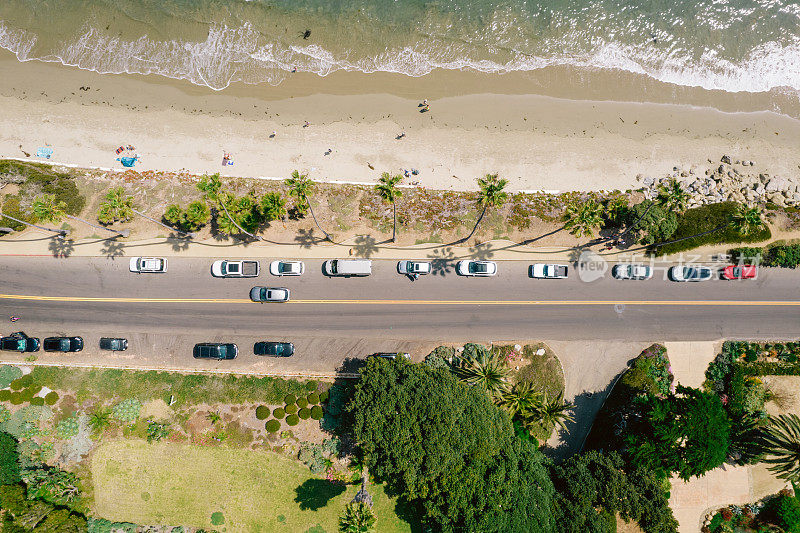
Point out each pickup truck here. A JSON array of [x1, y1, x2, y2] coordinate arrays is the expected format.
[[530, 263, 569, 279], [211, 260, 260, 278]]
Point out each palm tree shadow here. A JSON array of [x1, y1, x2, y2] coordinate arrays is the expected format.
[[468, 242, 495, 260], [426, 247, 455, 277], [352, 234, 378, 258], [48, 237, 75, 258], [295, 228, 321, 249], [101, 238, 126, 258], [166, 235, 191, 252]]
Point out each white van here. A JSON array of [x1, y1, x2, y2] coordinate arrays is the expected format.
[[323, 259, 372, 277]]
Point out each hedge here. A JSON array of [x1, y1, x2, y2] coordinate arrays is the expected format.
[[265, 420, 281, 433], [655, 202, 771, 255], [298, 408, 311, 420], [307, 393, 320, 405], [272, 408, 285, 419], [286, 414, 300, 426], [741, 362, 800, 376], [310, 405, 323, 420], [731, 244, 800, 269], [255, 405, 269, 420]]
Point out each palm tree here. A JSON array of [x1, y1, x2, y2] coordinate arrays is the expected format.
[[755, 414, 800, 482], [562, 199, 605, 238], [375, 173, 403, 242], [657, 178, 691, 213], [286, 170, 331, 241], [31, 194, 129, 238], [339, 501, 376, 533], [89, 408, 112, 434], [456, 349, 510, 399], [0, 207, 67, 237], [97, 187, 134, 224], [729, 203, 766, 236], [461, 174, 508, 242], [498, 382, 542, 416], [217, 193, 261, 240], [529, 390, 575, 432]]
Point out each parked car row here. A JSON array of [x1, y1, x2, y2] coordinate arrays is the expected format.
[[0, 332, 109, 353]]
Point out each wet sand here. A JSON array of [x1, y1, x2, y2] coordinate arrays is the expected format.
[[1, 51, 799, 192]]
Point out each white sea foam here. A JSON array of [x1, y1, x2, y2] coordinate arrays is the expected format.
[[0, 19, 799, 96]]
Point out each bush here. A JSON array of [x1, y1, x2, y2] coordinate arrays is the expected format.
[[656, 202, 771, 255], [307, 393, 320, 405], [310, 405, 323, 420], [10, 393, 23, 405], [0, 390, 11, 401], [146, 421, 170, 442], [272, 407, 285, 419], [265, 419, 280, 433], [0, 160, 85, 215], [285, 414, 299, 426], [20, 389, 34, 403], [30, 397, 44, 406], [44, 391, 59, 405], [0, 195, 35, 231], [298, 408, 311, 420], [0, 366, 22, 389], [255, 405, 269, 420], [319, 390, 329, 402], [55, 416, 79, 439], [285, 404, 298, 415], [729, 247, 763, 264], [296, 398, 308, 409], [284, 394, 296, 405], [16, 375, 32, 388], [28, 384, 42, 395], [770, 494, 800, 532], [424, 346, 454, 369], [0, 431, 20, 484], [10, 378, 24, 391], [626, 201, 678, 246], [766, 244, 800, 269], [112, 398, 142, 422], [305, 380, 318, 391]]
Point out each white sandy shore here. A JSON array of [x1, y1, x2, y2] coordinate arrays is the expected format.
[[1, 52, 800, 192]]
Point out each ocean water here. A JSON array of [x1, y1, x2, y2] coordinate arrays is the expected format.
[[0, 0, 798, 94]]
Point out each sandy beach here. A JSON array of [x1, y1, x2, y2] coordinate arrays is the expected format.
[[1, 51, 800, 193]]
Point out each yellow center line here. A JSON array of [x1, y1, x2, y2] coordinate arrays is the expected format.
[[0, 293, 798, 306]]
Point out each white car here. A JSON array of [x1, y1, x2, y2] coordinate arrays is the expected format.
[[211, 260, 259, 278], [129, 257, 168, 273], [669, 266, 713, 282], [269, 260, 305, 276], [456, 260, 497, 277], [612, 264, 653, 280], [397, 260, 431, 275], [530, 264, 568, 279]]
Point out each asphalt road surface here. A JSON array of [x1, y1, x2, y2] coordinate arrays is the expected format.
[[0, 256, 797, 371]]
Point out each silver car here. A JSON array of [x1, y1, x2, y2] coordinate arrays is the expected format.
[[397, 260, 432, 275], [612, 264, 653, 280], [249, 286, 291, 302]]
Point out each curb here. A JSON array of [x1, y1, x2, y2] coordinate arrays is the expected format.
[[0, 360, 360, 380]]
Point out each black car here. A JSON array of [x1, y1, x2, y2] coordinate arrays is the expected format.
[[254, 341, 294, 357], [43, 336, 84, 352], [370, 352, 411, 360], [193, 343, 238, 360], [99, 338, 128, 351], [0, 332, 39, 352]]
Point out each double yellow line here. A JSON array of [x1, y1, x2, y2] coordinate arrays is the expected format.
[[0, 293, 799, 306]]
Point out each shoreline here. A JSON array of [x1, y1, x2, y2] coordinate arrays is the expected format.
[[1, 52, 800, 193]]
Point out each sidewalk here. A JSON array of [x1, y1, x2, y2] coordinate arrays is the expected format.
[[0, 229, 739, 263]]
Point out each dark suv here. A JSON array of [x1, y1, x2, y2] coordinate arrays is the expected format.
[[193, 343, 238, 360], [43, 337, 84, 352], [0, 332, 40, 352], [99, 338, 128, 351], [254, 342, 294, 357]]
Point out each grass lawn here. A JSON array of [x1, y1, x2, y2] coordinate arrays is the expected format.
[[91, 440, 412, 533]]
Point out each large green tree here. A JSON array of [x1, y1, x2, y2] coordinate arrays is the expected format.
[[626, 201, 678, 245], [350, 358, 555, 533], [374, 172, 403, 242], [463, 173, 508, 242], [339, 501, 376, 533], [0, 430, 20, 485], [562, 199, 604, 238], [551, 450, 679, 533], [625, 385, 731, 480]]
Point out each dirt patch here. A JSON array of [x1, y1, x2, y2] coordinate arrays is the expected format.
[[140, 399, 173, 421]]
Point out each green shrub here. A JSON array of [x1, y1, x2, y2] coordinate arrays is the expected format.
[[112, 398, 142, 422], [766, 244, 800, 268], [296, 398, 308, 409], [310, 405, 323, 420], [0, 390, 11, 402], [27, 385, 42, 396], [10, 393, 22, 405], [30, 397, 44, 407], [0, 407, 9, 424], [0, 431, 20, 484], [305, 380, 318, 391], [306, 393, 320, 405], [298, 443, 326, 473], [255, 405, 269, 420], [0, 160, 85, 215], [265, 419, 280, 433], [298, 408, 311, 420], [424, 346, 454, 369], [210, 512, 225, 526], [10, 379, 24, 391], [285, 404, 298, 415], [284, 394, 296, 405], [626, 200, 678, 246], [286, 414, 299, 426], [44, 391, 59, 405], [319, 390, 329, 402], [55, 416, 79, 439], [272, 407, 285, 419], [656, 202, 771, 255], [0, 196, 35, 231], [19, 389, 34, 403], [146, 421, 170, 442], [16, 375, 32, 388], [770, 494, 800, 532], [0, 366, 22, 389]]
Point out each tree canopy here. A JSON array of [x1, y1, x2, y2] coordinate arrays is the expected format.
[[350, 358, 555, 533]]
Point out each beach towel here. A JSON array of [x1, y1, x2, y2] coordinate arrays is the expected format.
[[36, 147, 53, 159], [115, 146, 125, 154]]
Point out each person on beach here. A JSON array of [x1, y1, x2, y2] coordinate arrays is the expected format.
[[270, 131, 277, 138], [303, 121, 309, 128]]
